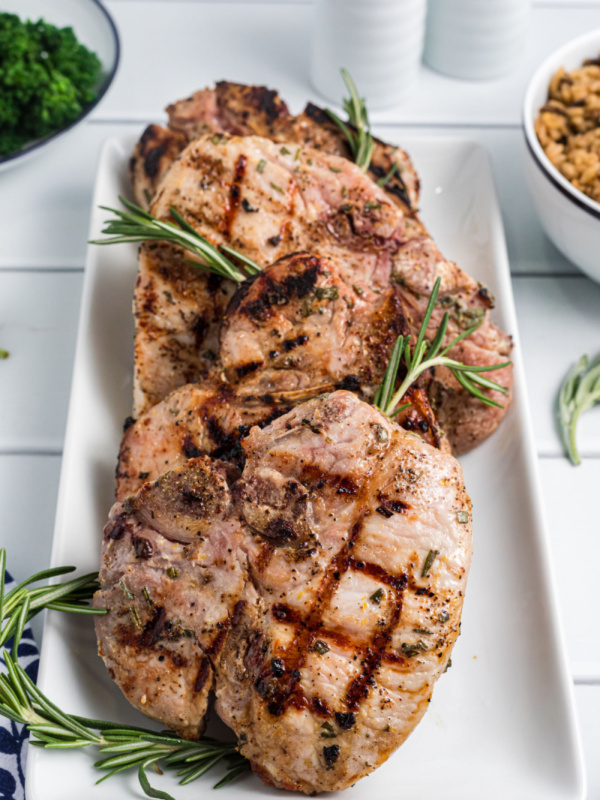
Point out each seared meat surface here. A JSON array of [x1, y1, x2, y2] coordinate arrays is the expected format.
[[131, 81, 419, 216], [96, 391, 472, 793], [133, 129, 511, 452], [116, 378, 444, 501]]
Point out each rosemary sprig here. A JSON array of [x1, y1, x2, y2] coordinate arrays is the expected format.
[[325, 69, 374, 172], [90, 196, 261, 282], [0, 651, 249, 799], [0, 550, 251, 798], [0, 549, 104, 658], [374, 277, 511, 417], [558, 354, 600, 466]]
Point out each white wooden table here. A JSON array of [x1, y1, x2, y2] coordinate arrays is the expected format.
[[1, 0, 600, 795]]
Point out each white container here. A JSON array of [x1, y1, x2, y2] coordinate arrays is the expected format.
[[424, 0, 529, 81], [310, 0, 427, 109], [523, 28, 600, 285]]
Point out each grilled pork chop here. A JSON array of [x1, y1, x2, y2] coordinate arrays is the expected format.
[[96, 390, 472, 793], [133, 130, 512, 452], [116, 378, 443, 501], [130, 81, 420, 218]]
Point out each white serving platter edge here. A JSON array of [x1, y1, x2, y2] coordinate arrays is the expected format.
[[27, 134, 586, 800]]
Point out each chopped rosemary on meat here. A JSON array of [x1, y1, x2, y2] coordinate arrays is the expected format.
[[129, 606, 142, 629], [373, 276, 511, 417], [320, 722, 337, 738], [313, 640, 330, 655], [457, 511, 469, 524], [269, 181, 284, 194], [557, 353, 600, 465], [0, 550, 251, 798], [325, 69, 374, 172], [91, 196, 262, 282], [120, 580, 134, 599], [314, 286, 339, 301], [369, 588, 385, 604], [421, 549, 439, 578], [256, 159, 267, 173], [400, 641, 428, 658]]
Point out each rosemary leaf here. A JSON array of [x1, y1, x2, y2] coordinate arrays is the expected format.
[[558, 354, 600, 465], [90, 197, 262, 283], [374, 277, 511, 417], [325, 69, 374, 172]]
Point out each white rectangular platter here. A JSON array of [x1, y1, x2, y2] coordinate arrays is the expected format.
[[28, 134, 585, 800]]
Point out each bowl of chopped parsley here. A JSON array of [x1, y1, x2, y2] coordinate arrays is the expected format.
[[0, 0, 119, 169]]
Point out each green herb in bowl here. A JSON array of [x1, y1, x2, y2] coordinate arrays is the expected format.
[[0, 13, 102, 157]]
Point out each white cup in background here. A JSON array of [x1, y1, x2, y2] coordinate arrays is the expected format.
[[424, 0, 530, 81], [310, 0, 427, 110]]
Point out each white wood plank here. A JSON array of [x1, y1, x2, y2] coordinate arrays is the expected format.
[[0, 272, 83, 452], [0, 122, 144, 269], [574, 685, 600, 799], [513, 275, 600, 458], [96, 2, 600, 126], [0, 455, 62, 643], [538, 458, 600, 681]]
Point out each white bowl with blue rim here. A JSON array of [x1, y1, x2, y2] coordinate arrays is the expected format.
[[523, 28, 600, 284], [0, 0, 119, 173]]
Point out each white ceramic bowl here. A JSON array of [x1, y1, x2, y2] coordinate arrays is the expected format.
[[523, 29, 600, 283], [0, 0, 119, 172]]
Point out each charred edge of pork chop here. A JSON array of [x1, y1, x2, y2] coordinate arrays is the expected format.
[[132, 81, 420, 217], [129, 124, 188, 209]]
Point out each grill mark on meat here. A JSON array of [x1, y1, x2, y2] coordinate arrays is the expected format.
[[237, 258, 321, 323], [182, 435, 203, 459], [303, 102, 331, 125], [345, 583, 404, 711], [222, 153, 247, 237], [282, 334, 308, 352], [144, 141, 170, 179], [140, 606, 166, 647], [207, 620, 231, 657], [376, 493, 410, 514], [256, 542, 275, 572], [236, 360, 263, 378], [368, 162, 412, 210], [348, 558, 408, 592], [207, 600, 246, 658], [193, 657, 211, 693], [191, 315, 209, 347], [311, 697, 331, 717], [256, 518, 365, 716], [298, 465, 358, 497]]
